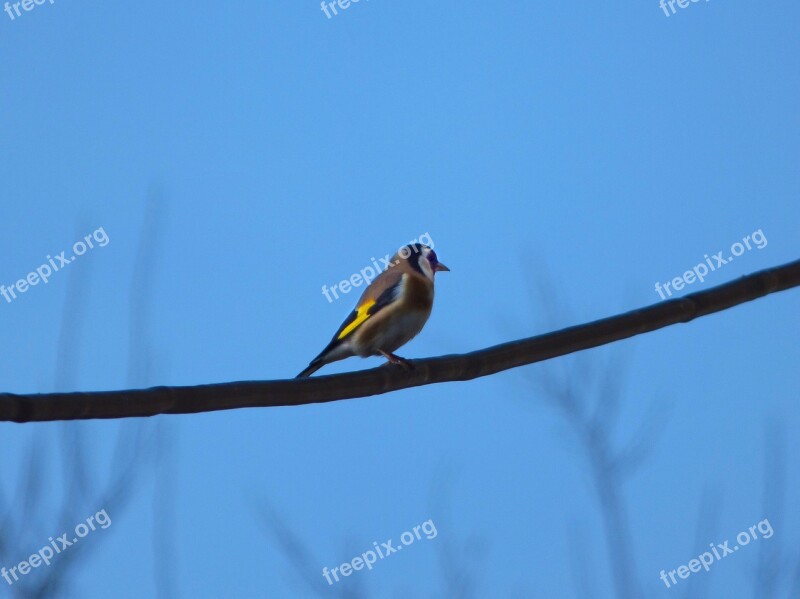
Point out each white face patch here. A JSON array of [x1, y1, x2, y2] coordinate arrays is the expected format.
[[418, 248, 435, 281]]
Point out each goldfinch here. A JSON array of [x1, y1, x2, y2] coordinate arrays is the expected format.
[[296, 244, 449, 378]]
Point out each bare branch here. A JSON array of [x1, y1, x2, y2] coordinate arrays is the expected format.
[[0, 259, 798, 423]]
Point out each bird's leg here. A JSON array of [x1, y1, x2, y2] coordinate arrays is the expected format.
[[378, 350, 414, 370]]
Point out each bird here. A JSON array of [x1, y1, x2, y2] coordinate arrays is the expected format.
[[296, 243, 449, 378]]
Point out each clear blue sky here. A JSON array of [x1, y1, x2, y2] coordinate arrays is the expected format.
[[1, 0, 798, 597]]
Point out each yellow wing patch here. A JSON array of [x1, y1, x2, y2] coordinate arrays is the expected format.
[[337, 299, 376, 340]]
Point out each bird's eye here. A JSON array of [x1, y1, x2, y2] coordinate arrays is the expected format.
[[428, 251, 438, 264]]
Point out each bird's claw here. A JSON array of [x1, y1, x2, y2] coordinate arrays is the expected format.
[[379, 351, 414, 371]]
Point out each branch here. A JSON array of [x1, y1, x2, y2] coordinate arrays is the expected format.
[[2, 259, 798, 423]]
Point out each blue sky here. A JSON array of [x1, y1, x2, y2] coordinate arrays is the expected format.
[[0, 0, 798, 597]]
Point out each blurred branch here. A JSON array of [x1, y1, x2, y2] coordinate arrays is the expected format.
[[754, 418, 786, 599], [254, 501, 367, 599], [430, 465, 488, 598], [526, 281, 671, 599], [0, 221, 156, 598], [128, 185, 178, 599], [681, 484, 723, 599], [0, 259, 798, 422], [534, 355, 652, 599]]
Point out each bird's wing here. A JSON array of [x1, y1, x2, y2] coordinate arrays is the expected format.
[[332, 271, 404, 342], [301, 270, 405, 374]]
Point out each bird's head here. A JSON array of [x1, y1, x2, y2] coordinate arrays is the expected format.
[[396, 243, 450, 281]]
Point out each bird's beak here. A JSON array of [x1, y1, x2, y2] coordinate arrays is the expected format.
[[435, 262, 450, 272]]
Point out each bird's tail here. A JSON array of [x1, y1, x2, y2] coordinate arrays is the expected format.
[[296, 339, 351, 378], [296, 358, 325, 379]]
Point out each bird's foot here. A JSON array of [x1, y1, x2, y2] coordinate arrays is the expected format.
[[379, 350, 414, 371]]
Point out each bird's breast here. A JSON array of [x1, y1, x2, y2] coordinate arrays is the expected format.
[[350, 274, 434, 356]]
